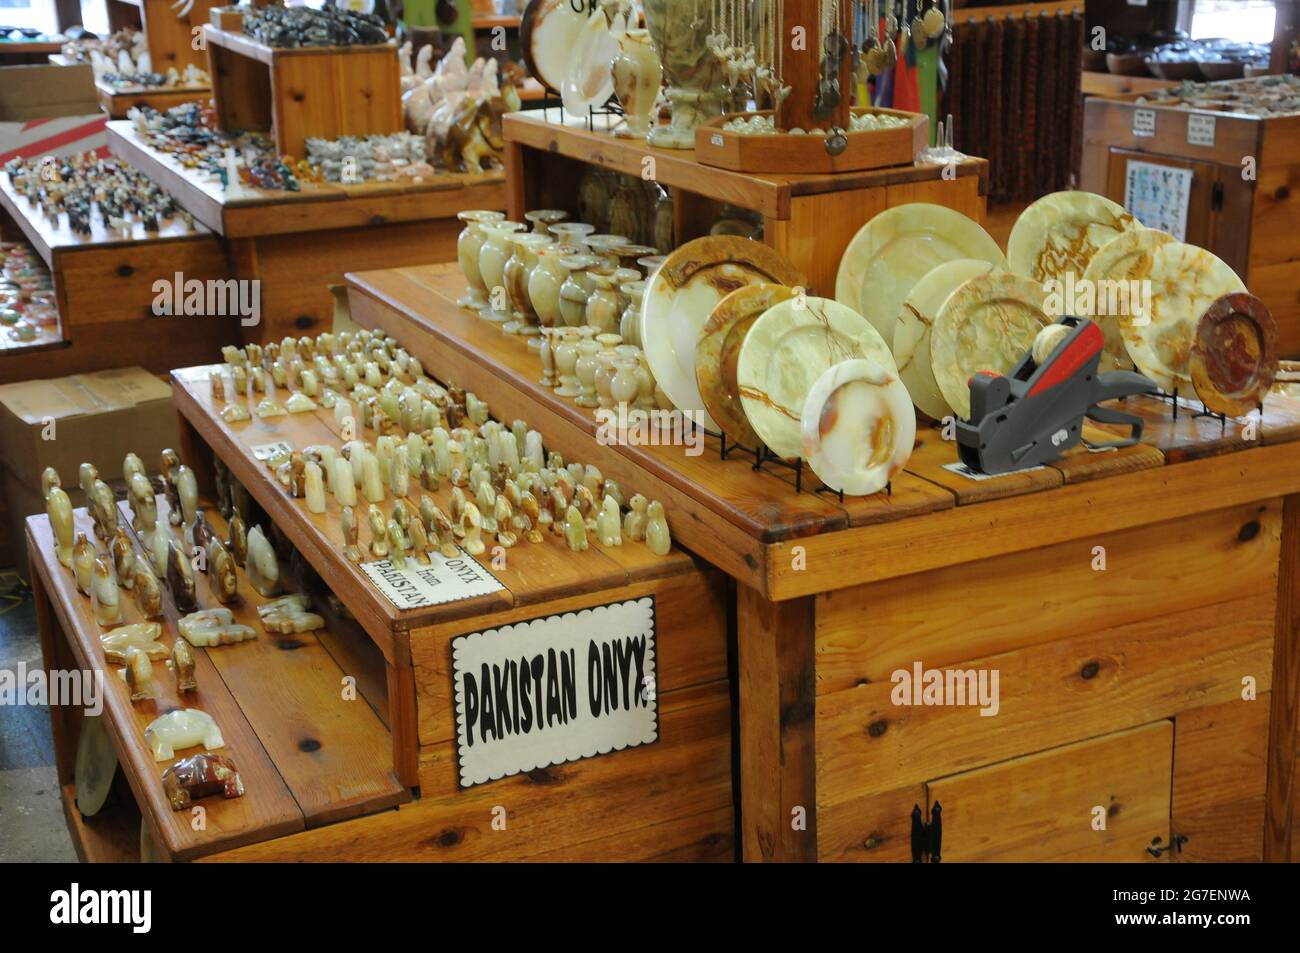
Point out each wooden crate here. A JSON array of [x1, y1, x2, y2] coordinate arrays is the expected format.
[[346, 261, 1300, 862], [203, 26, 402, 160], [1081, 82, 1300, 356], [0, 172, 235, 383], [694, 108, 928, 174]]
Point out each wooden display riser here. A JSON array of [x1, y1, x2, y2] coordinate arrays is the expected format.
[[96, 78, 214, 119], [160, 361, 734, 860], [0, 172, 235, 382], [502, 110, 989, 297], [204, 26, 402, 161], [347, 261, 1300, 862], [143, 0, 223, 74], [1081, 86, 1300, 355], [106, 121, 506, 342]]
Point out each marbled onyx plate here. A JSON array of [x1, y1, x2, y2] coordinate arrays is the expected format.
[[834, 203, 1006, 347], [737, 296, 895, 460], [801, 358, 915, 496], [1007, 190, 1139, 283], [1190, 292, 1278, 417], [641, 236, 804, 431], [522, 0, 590, 95], [75, 713, 118, 818], [562, 5, 625, 118], [695, 283, 795, 449], [1081, 227, 1176, 372], [894, 259, 997, 422], [1123, 241, 1246, 394], [932, 272, 1052, 419]]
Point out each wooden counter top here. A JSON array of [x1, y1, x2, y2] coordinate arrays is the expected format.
[[106, 120, 506, 238], [346, 261, 1300, 600]]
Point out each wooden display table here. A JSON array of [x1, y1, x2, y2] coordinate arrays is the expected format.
[[31, 350, 734, 861], [502, 110, 989, 295], [1081, 81, 1300, 355], [106, 119, 506, 342], [0, 171, 234, 382], [347, 262, 1300, 863]]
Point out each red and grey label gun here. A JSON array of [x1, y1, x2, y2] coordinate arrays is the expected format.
[[955, 316, 1158, 475]]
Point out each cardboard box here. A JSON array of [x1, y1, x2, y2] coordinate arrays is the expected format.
[[0, 63, 106, 164], [0, 366, 176, 488]]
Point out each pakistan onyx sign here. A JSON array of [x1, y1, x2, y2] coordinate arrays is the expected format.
[[451, 597, 659, 788]]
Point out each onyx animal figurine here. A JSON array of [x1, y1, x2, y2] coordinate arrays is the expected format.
[[207, 539, 239, 605], [162, 753, 243, 811], [46, 482, 74, 568], [100, 623, 166, 663], [73, 533, 95, 596], [129, 472, 158, 541], [160, 449, 183, 525], [78, 462, 98, 501], [91, 556, 122, 626], [89, 479, 118, 542], [176, 465, 199, 528], [169, 638, 197, 694], [110, 526, 135, 589], [341, 506, 363, 563], [144, 709, 224, 761], [227, 508, 248, 567], [120, 647, 156, 702], [165, 539, 198, 613], [133, 555, 162, 619], [188, 510, 216, 553], [245, 526, 281, 597]]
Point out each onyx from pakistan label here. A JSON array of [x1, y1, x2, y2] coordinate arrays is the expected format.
[[451, 596, 659, 789], [360, 548, 504, 609]]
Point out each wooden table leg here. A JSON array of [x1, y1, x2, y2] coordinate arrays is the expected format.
[[737, 585, 817, 862], [29, 546, 78, 788], [1266, 493, 1300, 861]]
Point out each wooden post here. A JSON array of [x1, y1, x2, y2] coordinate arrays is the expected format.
[[737, 585, 818, 862], [775, 0, 852, 133], [1265, 493, 1300, 861]]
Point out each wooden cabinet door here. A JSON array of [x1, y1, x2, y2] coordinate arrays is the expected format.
[[926, 721, 1173, 862], [1104, 148, 1220, 251]]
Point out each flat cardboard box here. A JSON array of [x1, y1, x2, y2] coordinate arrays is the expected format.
[[0, 63, 105, 162], [0, 366, 177, 494]]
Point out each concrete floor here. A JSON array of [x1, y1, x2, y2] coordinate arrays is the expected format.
[[0, 570, 78, 862]]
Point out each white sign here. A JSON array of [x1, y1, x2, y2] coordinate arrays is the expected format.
[[1187, 113, 1216, 147], [943, 461, 1046, 481], [452, 597, 659, 788], [1124, 159, 1193, 240], [360, 548, 504, 610], [250, 440, 292, 461], [1133, 108, 1156, 137]]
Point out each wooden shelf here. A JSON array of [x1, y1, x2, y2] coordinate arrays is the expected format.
[[504, 109, 988, 221], [170, 363, 695, 656], [1, 171, 214, 271], [203, 24, 400, 65], [472, 14, 520, 29], [27, 502, 407, 861], [106, 120, 505, 239], [95, 76, 213, 119], [1081, 70, 1177, 98]]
